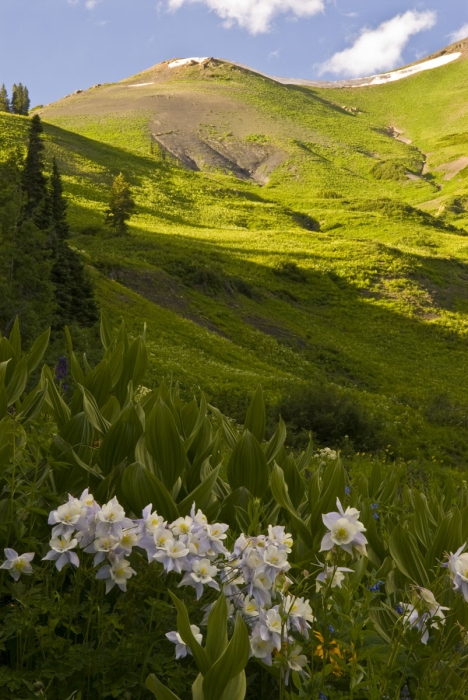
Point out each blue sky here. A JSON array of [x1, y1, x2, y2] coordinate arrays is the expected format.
[[0, 0, 467, 106]]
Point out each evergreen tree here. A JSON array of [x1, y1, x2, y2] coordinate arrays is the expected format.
[[0, 152, 55, 337], [0, 84, 10, 113], [10, 84, 30, 115], [21, 115, 49, 228], [48, 159, 99, 328], [105, 173, 136, 234]]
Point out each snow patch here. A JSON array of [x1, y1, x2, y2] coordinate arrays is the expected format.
[[168, 57, 209, 69], [128, 82, 155, 87], [357, 52, 461, 86]]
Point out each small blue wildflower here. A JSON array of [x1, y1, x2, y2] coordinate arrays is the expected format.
[[373, 513, 379, 521], [328, 624, 335, 634], [55, 356, 68, 383], [370, 503, 379, 510], [319, 693, 328, 700], [345, 486, 351, 496], [396, 604, 404, 615], [368, 580, 383, 592]]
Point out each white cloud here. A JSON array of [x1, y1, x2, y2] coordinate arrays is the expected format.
[[167, 0, 324, 34], [319, 10, 437, 78], [85, 0, 100, 8], [450, 23, 468, 42]]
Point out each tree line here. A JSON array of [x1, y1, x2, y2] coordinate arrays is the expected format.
[[0, 83, 30, 116], [0, 115, 98, 338]]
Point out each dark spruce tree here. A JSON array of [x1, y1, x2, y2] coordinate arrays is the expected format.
[[21, 114, 50, 229], [105, 172, 136, 234], [0, 84, 10, 112], [11, 83, 30, 116], [49, 158, 98, 329]]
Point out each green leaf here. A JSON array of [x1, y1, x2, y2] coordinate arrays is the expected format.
[[178, 465, 220, 515], [26, 328, 50, 374], [0, 360, 11, 388], [169, 592, 211, 675], [107, 342, 124, 389], [281, 454, 305, 509], [18, 386, 47, 423], [146, 398, 186, 490], [264, 416, 286, 464], [0, 384, 7, 420], [296, 433, 314, 471], [205, 594, 229, 663], [227, 430, 269, 497], [45, 372, 71, 429], [98, 403, 143, 475], [145, 675, 182, 700], [8, 317, 21, 359], [389, 524, 429, 586], [79, 385, 111, 435], [121, 463, 178, 521], [202, 615, 250, 700], [244, 385, 266, 443], [6, 357, 28, 405], [270, 463, 314, 548], [209, 404, 238, 450], [100, 313, 114, 351], [115, 335, 148, 403], [83, 359, 112, 408]]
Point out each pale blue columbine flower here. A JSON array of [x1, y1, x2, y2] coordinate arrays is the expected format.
[[166, 625, 203, 659], [179, 558, 219, 599], [320, 498, 368, 556], [0, 549, 35, 581], [42, 533, 80, 571], [95, 553, 136, 593], [96, 497, 134, 538], [446, 543, 468, 602]]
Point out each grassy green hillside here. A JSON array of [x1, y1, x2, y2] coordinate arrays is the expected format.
[[2, 48, 468, 464]]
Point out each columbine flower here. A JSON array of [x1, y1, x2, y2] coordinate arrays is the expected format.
[[320, 498, 368, 556], [242, 596, 260, 618], [153, 539, 189, 573], [0, 549, 35, 581], [85, 534, 120, 565], [267, 526, 293, 552], [400, 588, 448, 644], [179, 558, 220, 599], [171, 516, 193, 538], [446, 544, 468, 602], [48, 498, 85, 536], [250, 631, 275, 665], [166, 625, 203, 659], [259, 608, 283, 649], [96, 497, 134, 537], [43, 533, 80, 571], [315, 565, 353, 592], [283, 596, 315, 636], [262, 545, 290, 573], [96, 555, 136, 593], [118, 529, 140, 554], [285, 644, 308, 684], [205, 523, 229, 555]]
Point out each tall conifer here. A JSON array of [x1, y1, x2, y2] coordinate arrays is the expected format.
[[105, 173, 136, 234], [49, 158, 98, 329], [0, 84, 10, 112], [21, 115, 49, 228]]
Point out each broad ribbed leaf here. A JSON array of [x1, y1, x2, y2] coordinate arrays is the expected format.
[[0, 360, 11, 388], [100, 313, 114, 351], [202, 615, 250, 700], [282, 454, 305, 509], [296, 433, 314, 471], [205, 594, 228, 663], [264, 416, 286, 464], [18, 386, 47, 423], [146, 398, 186, 489], [227, 430, 269, 497], [98, 403, 143, 474], [209, 404, 238, 450], [0, 338, 15, 385], [271, 464, 314, 548], [107, 342, 124, 389], [46, 374, 71, 429], [244, 385, 266, 443], [8, 317, 21, 359], [26, 328, 50, 373], [83, 359, 112, 408], [115, 335, 148, 403], [79, 385, 111, 435], [0, 384, 7, 420], [146, 675, 182, 700], [178, 466, 220, 516], [121, 462, 178, 521], [169, 592, 211, 675], [6, 357, 28, 405], [389, 524, 429, 586]]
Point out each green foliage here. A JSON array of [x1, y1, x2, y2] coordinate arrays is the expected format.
[[11, 83, 30, 116], [0, 84, 9, 113], [105, 172, 136, 234]]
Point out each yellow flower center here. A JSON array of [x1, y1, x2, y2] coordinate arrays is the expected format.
[[337, 527, 348, 539]]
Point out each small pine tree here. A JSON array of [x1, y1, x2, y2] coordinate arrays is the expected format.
[[105, 173, 135, 234], [21, 115, 49, 228], [48, 159, 99, 328], [0, 84, 10, 113], [11, 84, 30, 116]]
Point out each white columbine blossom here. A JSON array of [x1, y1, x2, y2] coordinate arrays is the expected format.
[[96, 497, 134, 537], [282, 595, 315, 636], [400, 588, 448, 644], [96, 554, 136, 593], [166, 625, 203, 659], [179, 558, 220, 599], [48, 498, 85, 536], [43, 533, 80, 571], [0, 549, 35, 581], [315, 565, 354, 592], [153, 539, 189, 573], [447, 544, 468, 602], [320, 498, 368, 556]]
